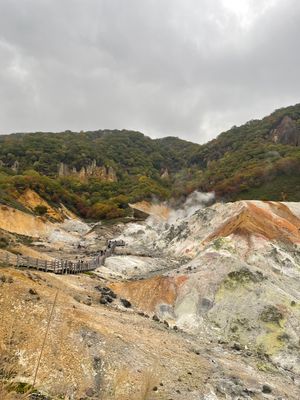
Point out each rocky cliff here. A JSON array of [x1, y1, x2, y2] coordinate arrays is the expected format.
[[58, 161, 117, 182], [270, 115, 300, 146]]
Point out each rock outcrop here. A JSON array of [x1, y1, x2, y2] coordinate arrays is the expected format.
[[129, 201, 171, 220], [160, 168, 170, 180], [18, 188, 64, 222], [11, 160, 20, 172], [270, 115, 300, 146], [0, 159, 20, 172], [58, 161, 117, 182], [111, 200, 300, 378]]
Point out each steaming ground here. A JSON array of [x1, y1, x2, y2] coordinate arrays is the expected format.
[[122, 191, 216, 253], [1, 193, 300, 398], [167, 191, 216, 224], [100, 197, 300, 397]]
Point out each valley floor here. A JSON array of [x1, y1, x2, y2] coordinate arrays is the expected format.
[[1, 199, 300, 399]]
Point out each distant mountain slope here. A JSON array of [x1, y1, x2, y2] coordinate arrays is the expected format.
[[0, 103, 299, 219], [0, 129, 198, 176], [0, 130, 199, 219]]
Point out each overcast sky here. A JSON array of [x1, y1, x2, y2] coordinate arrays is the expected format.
[[0, 0, 299, 143]]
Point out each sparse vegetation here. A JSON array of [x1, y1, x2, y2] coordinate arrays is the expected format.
[[277, 332, 290, 342], [224, 268, 265, 289], [256, 361, 276, 373], [0, 236, 9, 249], [260, 305, 284, 325], [33, 205, 48, 216]]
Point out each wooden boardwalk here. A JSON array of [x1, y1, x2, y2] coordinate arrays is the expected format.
[[0, 242, 119, 274]]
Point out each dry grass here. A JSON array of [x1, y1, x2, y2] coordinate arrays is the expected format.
[[0, 348, 33, 400], [0, 376, 35, 400], [0, 384, 27, 400], [0, 352, 17, 399], [0, 384, 35, 400], [0, 283, 59, 400]]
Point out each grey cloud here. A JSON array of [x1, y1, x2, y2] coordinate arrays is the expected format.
[[0, 0, 299, 143]]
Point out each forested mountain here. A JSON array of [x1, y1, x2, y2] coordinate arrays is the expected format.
[[0, 130, 199, 219], [188, 103, 300, 201], [0, 103, 300, 219], [0, 130, 198, 177]]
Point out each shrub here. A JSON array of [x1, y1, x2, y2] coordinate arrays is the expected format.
[[260, 305, 284, 325], [34, 205, 48, 216], [0, 236, 9, 249]]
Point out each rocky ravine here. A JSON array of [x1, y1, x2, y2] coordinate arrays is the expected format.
[[0, 199, 300, 399]]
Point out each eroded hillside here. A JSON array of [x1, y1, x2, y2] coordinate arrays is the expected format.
[[1, 199, 300, 399]]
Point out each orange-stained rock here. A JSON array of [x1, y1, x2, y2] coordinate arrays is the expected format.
[[110, 275, 187, 312], [205, 201, 300, 244], [18, 188, 64, 222]]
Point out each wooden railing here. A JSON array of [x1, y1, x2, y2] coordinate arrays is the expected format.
[[0, 244, 116, 275]]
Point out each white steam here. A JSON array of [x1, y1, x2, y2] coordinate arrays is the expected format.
[[145, 191, 215, 231], [167, 191, 215, 225], [118, 191, 215, 252]]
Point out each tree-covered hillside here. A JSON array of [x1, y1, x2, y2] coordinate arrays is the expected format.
[[186, 103, 300, 201], [0, 103, 300, 220], [0, 130, 198, 176], [0, 130, 199, 219]]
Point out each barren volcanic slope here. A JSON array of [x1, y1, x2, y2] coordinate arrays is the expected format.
[[1, 199, 300, 399]]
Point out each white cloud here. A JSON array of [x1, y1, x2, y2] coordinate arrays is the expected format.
[[221, 0, 279, 28], [0, 0, 299, 142]]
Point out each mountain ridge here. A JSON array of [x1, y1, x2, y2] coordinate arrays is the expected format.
[[0, 103, 299, 219]]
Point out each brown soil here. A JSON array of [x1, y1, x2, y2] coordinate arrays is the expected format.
[[110, 275, 187, 312]]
